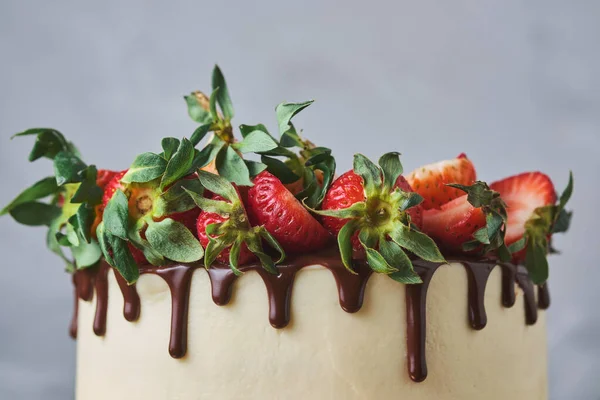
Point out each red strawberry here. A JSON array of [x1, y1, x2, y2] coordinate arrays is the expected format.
[[246, 171, 331, 253], [315, 153, 444, 282], [406, 153, 477, 210], [421, 194, 486, 252], [321, 171, 423, 251], [196, 195, 255, 265], [490, 172, 556, 247]]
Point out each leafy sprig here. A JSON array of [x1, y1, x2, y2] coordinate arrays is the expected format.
[[2, 129, 103, 271]]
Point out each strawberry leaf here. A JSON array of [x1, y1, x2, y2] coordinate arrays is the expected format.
[[232, 131, 278, 154], [215, 145, 253, 186], [154, 179, 203, 217], [72, 204, 95, 243], [379, 152, 403, 192], [260, 155, 299, 184], [71, 166, 103, 205], [107, 234, 139, 283], [184, 93, 213, 125], [160, 138, 195, 190], [103, 190, 129, 240], [209, 87, 220, 121], [145, 218, 204, 263], [184, 187, 234, 215], [525, 235, 549, 284], [390, 224, 445, 263], [211, 65, 234, 120], [12, 128, 73, 161], [256, 227, 286, 264], [197, 170, 238, 203], [190, 124, 212, 147], [276, 101, 313, 145], [244, 160, 268, 177], [53, 151, 87, 186], [122, 153, 167, 183], [9, 202, 61, 226], [0, 177, 58, 216], [353, 154, 382, 194], [337, 221, 360, 273], [380, 240, 422, 284], [71, 238, 102, 268], [239, 123, 270, 138], [161, 137, 180, 160]]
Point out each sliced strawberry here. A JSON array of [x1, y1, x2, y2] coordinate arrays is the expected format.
[[490, 172, 556, 246], [421, 195, 486, 252], [406, 153, 476, 210], [246, 171, 331, 253]]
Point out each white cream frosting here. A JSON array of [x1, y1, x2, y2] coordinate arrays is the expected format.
[[76, 263, 547, 399]]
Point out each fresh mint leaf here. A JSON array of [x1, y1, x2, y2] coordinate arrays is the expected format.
[[0, 177, 58, 216]]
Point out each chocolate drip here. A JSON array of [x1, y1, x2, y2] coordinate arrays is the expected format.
[[114, 270, 141, 322], [149, 265, 195, 359], [500, 264, 517, 307], [463, 262, 495, 330], [405, 261, 442, 383], [516, 271, 538, 325], [255, 267, 298, 328], [69, 274, 78, 339], [322, 261, 372, 313], [538, 283, 550, 310], [92, 263, 110, 336], [207, 267, 238, 306]]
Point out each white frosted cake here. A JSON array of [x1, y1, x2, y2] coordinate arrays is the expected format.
[[3, 66, 571, 400]]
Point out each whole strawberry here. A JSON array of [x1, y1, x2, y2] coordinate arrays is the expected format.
[[406, 153, 476, 210], [97, 138, 205, 283], [315, 152, 444, 283], [187, 171, 284, 274], [245, 171, 331, 253]]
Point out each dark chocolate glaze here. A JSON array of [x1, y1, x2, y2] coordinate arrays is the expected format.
[[71, 248, 550, 383], [69, 274, 78, 339]]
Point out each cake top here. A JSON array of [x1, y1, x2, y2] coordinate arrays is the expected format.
[[1, 65, 573, 286]]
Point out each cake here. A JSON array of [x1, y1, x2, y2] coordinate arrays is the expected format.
[[2, 66, 573, 400]]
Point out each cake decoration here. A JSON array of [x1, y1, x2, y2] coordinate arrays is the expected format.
[[1, 66, 574, 387]]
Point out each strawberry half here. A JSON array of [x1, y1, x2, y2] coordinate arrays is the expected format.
[[315, 152, 444, 284], [490, 172, 556, 246], [186, 171, 284, 274], [406, 153, 476, 210], [246, 171, 331, 253]]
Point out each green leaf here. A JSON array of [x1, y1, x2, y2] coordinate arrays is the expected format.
[[122, 153, 167, 184], [190, 124, 212, 147], [53, 151, 87, 186], [363, 246, 398, 274], [447, 182, 495, 208], [309, 200, 367, 219], [244, 160, 268, 177], [197, 170, 239, 202], [184, 93, 212, 125], [212, 65, 234, 120], [103, 190, 129, 240], [245, 238, 278, 275], [257, 227, 286, 264], [160, 138, 195, 190], [183, 187, 234, 215], [398, 192, 424, 211], [189, 142, 224, 172], [161, 138, 180, 160], [276, 101, 313, 138], [72, 239, 102, 268], [390, 224, 445, 263], [552, 209, 572, 234], [209, 87, 220, 121], [13, 128, 70, 161], [337, 221, 360, 272], [154, 179, 203, 217], [508, 237, 527, 254], [215, 145, 253, 186], [525, 235, 549, 284], [353, 154, 382, 194], [228, 239, 242, 271], [145, 219, 204, 263], [107, 234, 139, 283], [72, 204, 95, 243], [378, 152, 403, 191], [558, 171, 574, 211], [260, 155, 300, 184], [71, 166, 103, 205], [232, 131, 278, 154], [0, 177, 58, 216], [9, 202, 61, 226], [239, 123, 270, 138], [379, 239, 422, 284]]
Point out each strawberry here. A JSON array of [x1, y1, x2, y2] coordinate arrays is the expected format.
[[196, 194, 254, 265], [406, 153, 476, 210], [321, 171, 423, 250], [421, 195, 486, 252], [187, 171, 284, 274], [489, 172, 556, 246], [245, 171, 331, 253], [315, 153, 444, 284]]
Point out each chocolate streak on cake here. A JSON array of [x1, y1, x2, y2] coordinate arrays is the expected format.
[[71, 249, 549, 382], [538, 283, 550, 310]]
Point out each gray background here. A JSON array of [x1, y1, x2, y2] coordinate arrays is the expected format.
[[0, 0, 599, 399]]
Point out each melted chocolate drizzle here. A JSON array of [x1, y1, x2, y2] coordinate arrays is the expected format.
[[71, 249, 550, 383]]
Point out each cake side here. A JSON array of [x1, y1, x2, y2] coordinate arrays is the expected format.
[[76, 262, 547, 400]]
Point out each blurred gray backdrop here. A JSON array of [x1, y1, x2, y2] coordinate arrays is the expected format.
[[1, 1, 599, 399]]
